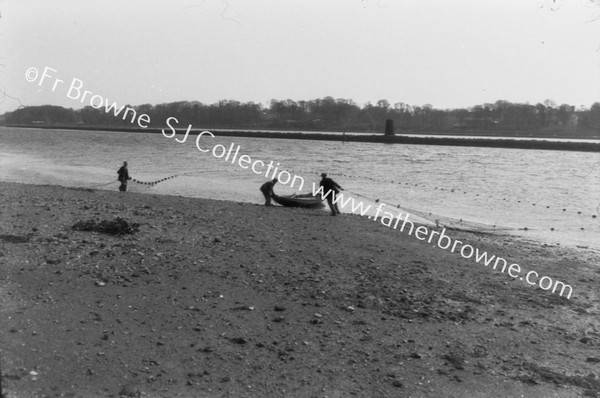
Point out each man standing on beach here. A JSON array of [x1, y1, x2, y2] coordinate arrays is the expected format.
[[260, 178, 278, 206], [320, 173, 343, 216], [117, 161, 131, 192]]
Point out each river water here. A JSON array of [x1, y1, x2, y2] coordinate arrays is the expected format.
[[1, 127, 598, 250]]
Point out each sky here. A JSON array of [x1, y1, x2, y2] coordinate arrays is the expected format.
[[1, 0, 599, 114]]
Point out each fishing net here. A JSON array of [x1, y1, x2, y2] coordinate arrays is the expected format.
[[343, 189, 514, 234]]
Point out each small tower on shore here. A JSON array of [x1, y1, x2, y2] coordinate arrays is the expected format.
[[384, 119, 395, 136]]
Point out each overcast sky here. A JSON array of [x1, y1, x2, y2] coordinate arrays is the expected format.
[[1, 0, 599, 114]]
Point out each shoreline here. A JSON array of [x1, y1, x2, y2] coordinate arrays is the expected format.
[[6, 177, 598, 252], [1, 181, 599, 397], [6, 124, 600, 152], [9, 177, 597, 252]]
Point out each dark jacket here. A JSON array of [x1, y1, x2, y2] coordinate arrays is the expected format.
[[260, 180, 276, 194], [117, 166, 129, 182], [319, 177, 341, 194]]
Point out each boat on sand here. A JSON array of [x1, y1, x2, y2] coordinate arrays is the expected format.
[[272, 193, 324, 208]]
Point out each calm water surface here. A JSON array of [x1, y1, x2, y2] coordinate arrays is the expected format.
[[1, 127, 598, 250]]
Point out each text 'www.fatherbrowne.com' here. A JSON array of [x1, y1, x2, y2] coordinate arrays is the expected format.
[[311, 184, 574, 299]]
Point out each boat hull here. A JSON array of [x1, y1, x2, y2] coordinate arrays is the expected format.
[[272, 194, 325, 208]]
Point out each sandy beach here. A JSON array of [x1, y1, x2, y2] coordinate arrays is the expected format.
[[0, 181, 599, 398]]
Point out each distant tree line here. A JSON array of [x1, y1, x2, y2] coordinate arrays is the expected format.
[[4, 97, 600, 137]]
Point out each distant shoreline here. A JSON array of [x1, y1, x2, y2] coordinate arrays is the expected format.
[[5, 124, 600, 152]]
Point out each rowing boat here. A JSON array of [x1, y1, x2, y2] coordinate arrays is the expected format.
[[272, 193, 324, 208]]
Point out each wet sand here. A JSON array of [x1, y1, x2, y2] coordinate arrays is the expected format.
[[0, 181, 599, 397]]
